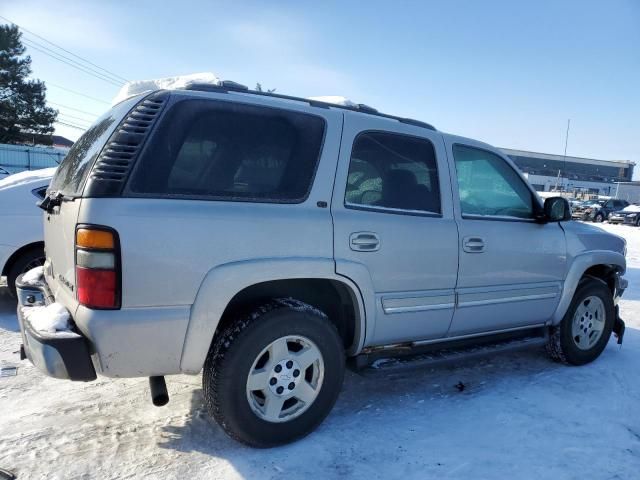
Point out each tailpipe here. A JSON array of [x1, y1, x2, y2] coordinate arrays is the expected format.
[[149, 376, 169, 406]]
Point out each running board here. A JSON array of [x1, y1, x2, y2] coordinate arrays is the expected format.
[[350, 327, 548, 371]]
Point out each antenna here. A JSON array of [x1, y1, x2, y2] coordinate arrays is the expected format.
[[562, 119, 570, 191]]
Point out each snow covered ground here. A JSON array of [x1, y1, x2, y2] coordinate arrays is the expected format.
[[1, 223, 640, 479]]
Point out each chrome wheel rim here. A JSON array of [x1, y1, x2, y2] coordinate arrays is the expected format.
[[571, 295, 605, 350], [246, 335, 324, 423]]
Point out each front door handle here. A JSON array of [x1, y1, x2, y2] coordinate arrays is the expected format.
[[350, 232, 380, 252], [463, 236, 485, 253]]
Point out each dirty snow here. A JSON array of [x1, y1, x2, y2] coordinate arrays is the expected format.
[[0, 222, 639, 479], [0, 167, 56, 191], [19, 266, 44, 286], [22, 303, 70, 334], [112, 72, 221, 105]]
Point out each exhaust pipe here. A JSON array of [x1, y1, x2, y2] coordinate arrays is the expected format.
[[149, 376, 169, 406]]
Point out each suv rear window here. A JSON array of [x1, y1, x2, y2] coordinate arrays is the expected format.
[[48, 95, 141, 197], [127, 99, 326, 203]]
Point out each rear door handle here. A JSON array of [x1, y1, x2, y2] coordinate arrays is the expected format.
[[463, 236, 485, 253], [350, 232, 380, 252]]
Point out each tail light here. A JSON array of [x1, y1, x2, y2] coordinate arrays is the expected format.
[[75, 226, 121, 309]]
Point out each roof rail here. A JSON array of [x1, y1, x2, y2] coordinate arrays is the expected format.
[[182, 82, 436, 131]]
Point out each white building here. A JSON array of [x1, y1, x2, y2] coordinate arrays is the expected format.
[[500, 148, 635, 196]]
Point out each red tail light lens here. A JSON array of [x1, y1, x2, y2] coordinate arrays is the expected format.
[[75, 226, 120, 309], [77, 268, 117, 308]]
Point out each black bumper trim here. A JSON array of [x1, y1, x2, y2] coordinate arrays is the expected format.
[[17, 275, 97, 382]]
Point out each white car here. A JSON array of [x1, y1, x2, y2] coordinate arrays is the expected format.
[[0, 167, 56, 295]]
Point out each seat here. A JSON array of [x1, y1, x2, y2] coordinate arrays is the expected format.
[[378, 169, 419, 210]]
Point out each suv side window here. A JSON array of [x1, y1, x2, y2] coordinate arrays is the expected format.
[[345, 132, 441, 214], [453, 144, 533, 219], [128, 99, 325, 203]]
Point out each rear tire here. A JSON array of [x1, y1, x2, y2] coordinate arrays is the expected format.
[[203, 298, 345, 447], [6, 247, 45, 298], [546, 278, 614, 365], [594, 213, 605, 223]]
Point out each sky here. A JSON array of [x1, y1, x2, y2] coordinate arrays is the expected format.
[[1, 0, 639, 168]]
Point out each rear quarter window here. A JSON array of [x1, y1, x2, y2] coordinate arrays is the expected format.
[[48, 95, 142, 197], [127, 99, 326, 203]]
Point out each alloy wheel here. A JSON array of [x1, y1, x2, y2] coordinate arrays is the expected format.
[[571, 295, 606, 350], [246, 335, 324, 423]]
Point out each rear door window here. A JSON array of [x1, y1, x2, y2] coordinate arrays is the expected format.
[[345, 131, 441, 214], [128, 99, 326, 203]]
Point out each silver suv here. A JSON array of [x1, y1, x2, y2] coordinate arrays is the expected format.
[[17, 83, 627, 447]]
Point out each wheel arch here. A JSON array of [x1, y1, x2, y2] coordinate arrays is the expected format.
[[1, 241, 45, 277], [180, 258, 367, 374], [552, 251, 625, 324]]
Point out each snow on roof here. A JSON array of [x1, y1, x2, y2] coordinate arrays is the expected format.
[[0, 167, 56, 191], [111, 72, 221, 106], [307, 96, 358, 107]]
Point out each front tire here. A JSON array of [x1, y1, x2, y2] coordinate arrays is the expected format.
[[203, 299, 345, 447], [594, 213, 605, 223], [546, 278, 614, 365]]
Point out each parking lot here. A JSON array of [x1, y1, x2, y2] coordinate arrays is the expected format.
[[1, 222, 640, 479]]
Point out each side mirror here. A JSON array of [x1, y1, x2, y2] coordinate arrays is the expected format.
[[543, 196, 571, 222]]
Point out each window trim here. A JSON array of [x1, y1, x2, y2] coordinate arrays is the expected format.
[[122, 96, 328, 205], [452, 142, 543, 223], [343, 129, 443, 218]]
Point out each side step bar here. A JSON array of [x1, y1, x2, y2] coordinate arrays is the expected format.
[[350, 327, 548, 371]]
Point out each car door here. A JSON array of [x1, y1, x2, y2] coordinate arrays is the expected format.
[[332, 113, 458, 346], [445, 139, 567, 336]]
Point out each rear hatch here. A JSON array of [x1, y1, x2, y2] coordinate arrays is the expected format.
[[42, 95, 145, 309]]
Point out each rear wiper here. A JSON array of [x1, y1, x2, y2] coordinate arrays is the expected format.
[[38, 191, 64, 213]]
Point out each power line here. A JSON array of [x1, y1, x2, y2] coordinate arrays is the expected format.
[[21, 36, 124, 86], [0, 14, 128, 83], [55, 120, 86, 131], [56, 111, 94, 124], [58, 114, 91, 128], [46, 82, 110, 105], [48, 101, 100, 118], [22, 38, 123, 87]]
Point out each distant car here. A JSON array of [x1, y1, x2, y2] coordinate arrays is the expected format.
[[608, 205, 640, 226], [572, 199, 628, 222], [572, 200, 604, 220], [0, 168, 56, 296]]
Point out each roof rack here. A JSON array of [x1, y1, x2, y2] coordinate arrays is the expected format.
[[183, 81, 436, 131]]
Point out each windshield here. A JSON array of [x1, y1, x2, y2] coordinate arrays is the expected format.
[[48, 95, 144, 197]]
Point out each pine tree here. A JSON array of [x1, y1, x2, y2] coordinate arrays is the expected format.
[[0, 24, 57, 145]]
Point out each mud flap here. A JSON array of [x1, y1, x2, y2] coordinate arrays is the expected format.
[[613, 306, 625, 345]]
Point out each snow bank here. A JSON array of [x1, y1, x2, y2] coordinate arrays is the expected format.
[[22, 303, 70, 334], [112, 72, 221, 106], [308, 95, 358, 107], [21, 266, 44, 286], [0, 167, 56, 191]]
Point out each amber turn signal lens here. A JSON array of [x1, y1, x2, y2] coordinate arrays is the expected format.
[[76, 228, 115, 249]]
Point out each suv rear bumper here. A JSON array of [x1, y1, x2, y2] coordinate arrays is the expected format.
[[16, 274, 96, 381]]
